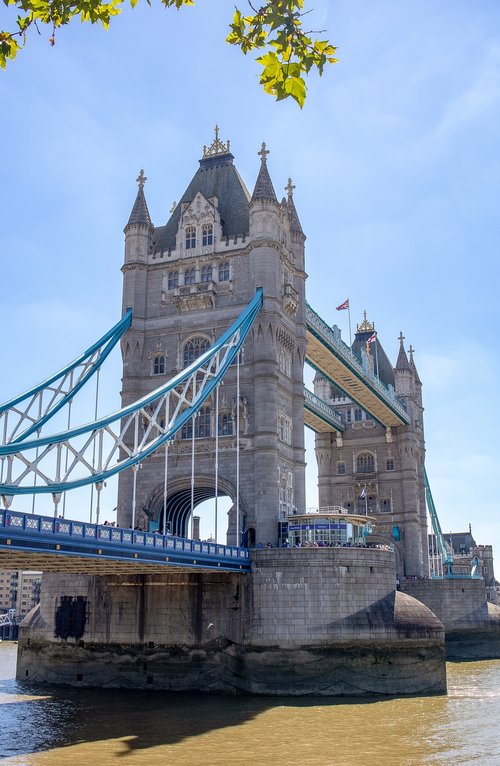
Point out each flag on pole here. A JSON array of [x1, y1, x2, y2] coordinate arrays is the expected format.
[[359, 486, 367, 499], [336, 299, 349, 311], [367, 333, 376, 344]]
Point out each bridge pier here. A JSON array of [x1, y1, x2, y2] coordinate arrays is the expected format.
[[17, 549, 446, 696]]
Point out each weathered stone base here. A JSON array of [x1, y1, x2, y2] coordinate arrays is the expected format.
[[401, 579, 500, 661], [17, 549, 447, 697], [17, 634, 445, 696]]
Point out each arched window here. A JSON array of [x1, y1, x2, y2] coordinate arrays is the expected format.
[[184, 267, 195, 285], [168, 271, 179, 290], [386, 458, 395, 471], [153, 355, 165, 375], [354, 407, 363, 422], [381, 498, 392, 513], [337, 462, 346, 475], [181, 407, 211, 439], [218, 413, 233, 436], [201, 264, 212, 283], [183, 336, 210, 368], [218, 261, 230, 282], [196, 407, 211, 438], [185, 226, 196, 249], [356, 452, 375, 473], [202, 224, 213, 247]]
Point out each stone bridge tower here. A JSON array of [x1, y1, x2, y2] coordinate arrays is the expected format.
[[314, 318, 428, 577], [118, 130, 307, 545]]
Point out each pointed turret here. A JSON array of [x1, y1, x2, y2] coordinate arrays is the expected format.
[[251, 142, 278, 203], [125, 169, 153, 229], [285, 177, 303, 234], [408, 344, 421, 385], [123, 170, 154, 319], [395, 331, 411, 371]]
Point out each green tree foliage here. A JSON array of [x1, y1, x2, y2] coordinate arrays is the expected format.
[[0, 0, 337, 106]]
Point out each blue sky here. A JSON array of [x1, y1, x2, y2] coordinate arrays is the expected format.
[[1, 1, 499, 563]]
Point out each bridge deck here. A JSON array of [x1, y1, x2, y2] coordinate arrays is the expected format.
[[305, 304, 410, 427], [0, 510, 250, 574], [303, 387, 345, 433]]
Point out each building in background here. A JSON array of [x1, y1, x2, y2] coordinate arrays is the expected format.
[[0, 570, 42, 634]]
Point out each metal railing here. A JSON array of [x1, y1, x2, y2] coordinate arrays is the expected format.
[[303, 388, 344, 430], [305, 303, 409, 423], [1, 509, 249, 565]]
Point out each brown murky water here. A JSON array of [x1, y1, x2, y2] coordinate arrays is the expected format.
[[1, 642, 499, 765]]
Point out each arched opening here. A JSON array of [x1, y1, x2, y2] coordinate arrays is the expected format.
[[246, 527, 256, 548], [144, 477, 243, 545]]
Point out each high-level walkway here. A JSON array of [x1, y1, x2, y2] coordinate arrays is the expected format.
[[0, 509, 250, 574], [305, 303, 410, 427]]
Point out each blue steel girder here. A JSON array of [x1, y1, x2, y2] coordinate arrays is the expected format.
[[0, 309, 132, 444], [305, 303, 410, 427], [0, 509, 250, 573], [0, 290, 263, 498], [303, 387, 345, 433]]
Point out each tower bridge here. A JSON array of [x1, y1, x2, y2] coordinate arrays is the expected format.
[[4, 130, 488, 696]]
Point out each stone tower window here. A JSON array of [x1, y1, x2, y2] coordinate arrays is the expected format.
[[202, 224, 213, 246], [356, 452, 375, 473], [386, 458, 395, 471], [337, 462, 346, 475], [184, 267, 195, 285], [218, 413, 233, 436], [181, 406, 211, 439], [167, 271, 179, 290], [218, 261, 230, 282], [153, 355, 165, 375], [201, 264, 212, 283], [183, 336, 210, 368], [185, 226, 196, 249], [354, 407, 363, 422], [381, 498, 392, 513]]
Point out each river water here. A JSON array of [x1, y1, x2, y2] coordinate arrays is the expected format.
[[1, 642, 499, 766]]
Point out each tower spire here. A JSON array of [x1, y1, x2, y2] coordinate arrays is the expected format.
[[126, 169, 153, 228], [286, 177, 303, 234], [251, 142, 278, 203], [395, 331, 410, 370], [408, 344, 422, 384]]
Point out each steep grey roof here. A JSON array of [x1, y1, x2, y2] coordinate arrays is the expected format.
[[126, 186, 152, 228], [288, 195, 303, 233], [251, 152, 278, 203], [395, 339, 411, 371], [153, 153, 250, 252], [352, 332, 395, 389], [409, 346, 422, 384]]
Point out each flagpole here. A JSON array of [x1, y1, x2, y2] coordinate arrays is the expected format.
[[348, 304, 352, 346], [374, 333, 379, 377]]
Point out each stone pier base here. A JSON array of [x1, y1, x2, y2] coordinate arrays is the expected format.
[[17, 549, 447, 696]]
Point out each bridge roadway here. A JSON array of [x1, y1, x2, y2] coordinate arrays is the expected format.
[[0, 509, 250, 575], [305, 303, 411, 427]]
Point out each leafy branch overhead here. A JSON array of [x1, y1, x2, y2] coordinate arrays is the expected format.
[[0, 0, 337, 106]]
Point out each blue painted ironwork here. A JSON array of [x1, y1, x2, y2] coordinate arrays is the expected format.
[[303, 387, 345, 432], [305, 302, 410, 425], [0, 509, 250, 572], [0, 309, 132, 444], [425, 466, 453, 573], [0, 290, 263, 497]]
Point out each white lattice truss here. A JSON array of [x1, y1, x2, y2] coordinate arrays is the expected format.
[[0, 310, 132, 446], [0, 291, 262, 505]]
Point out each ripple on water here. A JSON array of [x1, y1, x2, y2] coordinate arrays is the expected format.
[[1, 644, 500, 766]]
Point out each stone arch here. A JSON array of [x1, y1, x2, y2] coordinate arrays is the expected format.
[[144, 474, 241, 539]]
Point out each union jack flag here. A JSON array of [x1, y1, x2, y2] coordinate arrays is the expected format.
[[336, 299, 349, 311], [367, 333, 377, 344]]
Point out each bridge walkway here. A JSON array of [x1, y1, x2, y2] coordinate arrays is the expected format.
[[305, 303, 410, 427], [0, 509, 250, 574]]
